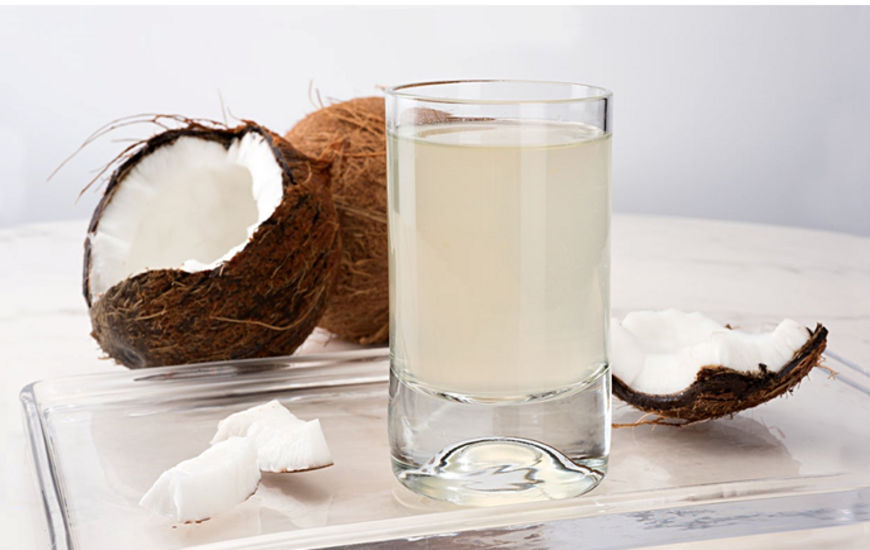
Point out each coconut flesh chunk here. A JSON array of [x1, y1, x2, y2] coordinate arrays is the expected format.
[[139, 436, 260, 523], [611, 310, 812, 396], [87, 133, 283, 301], [211, 400, 334, 473]]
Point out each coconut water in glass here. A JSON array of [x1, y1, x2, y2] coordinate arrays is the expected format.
[[386, 81, 612, 506]]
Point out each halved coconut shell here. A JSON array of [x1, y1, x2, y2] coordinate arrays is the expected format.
[[613, 324, 828, 424], [85, 123, 340, 368]]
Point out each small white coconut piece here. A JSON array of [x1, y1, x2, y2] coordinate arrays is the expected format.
[[139, 436, 260, 523], [212, 400, 306, 440], [611, 310, 827, 423], [212, 400, 334, 473]]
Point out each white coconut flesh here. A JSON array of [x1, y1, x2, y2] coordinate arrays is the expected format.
[[88, 133, 283, 301], [139, 436, 260, 523], [611, 310, 811, 395], [211, 400, 333, 473]]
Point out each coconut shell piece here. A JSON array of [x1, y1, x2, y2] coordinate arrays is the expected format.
[[285, 97, 389, 345], [85, 123, 341, 368], [613, 324, 828, 424]]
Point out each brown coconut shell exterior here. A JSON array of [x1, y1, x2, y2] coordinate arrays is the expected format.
[[85, 123, 341, 368], [612, 324, 828, 424], [284, 97, 389, 345]]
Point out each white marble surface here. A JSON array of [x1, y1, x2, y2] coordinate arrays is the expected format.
[[1, 215, 869, 549]]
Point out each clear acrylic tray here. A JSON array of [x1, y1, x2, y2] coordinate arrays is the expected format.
[[21, 348, 870, 549]]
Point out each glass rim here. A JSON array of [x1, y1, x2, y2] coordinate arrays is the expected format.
[[384, 79, 612, 105]]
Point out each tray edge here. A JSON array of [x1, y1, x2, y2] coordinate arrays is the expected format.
[[20, 382, 71, 550]]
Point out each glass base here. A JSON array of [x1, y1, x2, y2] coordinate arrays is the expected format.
[[389, 366, 610, 507]]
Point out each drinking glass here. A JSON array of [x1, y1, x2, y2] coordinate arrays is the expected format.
[[386, 80, 612, 506]]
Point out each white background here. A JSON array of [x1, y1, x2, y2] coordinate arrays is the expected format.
[[1, 6, 868, 235]]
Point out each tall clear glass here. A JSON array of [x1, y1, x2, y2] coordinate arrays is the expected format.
[[386, 80, 612, 506]]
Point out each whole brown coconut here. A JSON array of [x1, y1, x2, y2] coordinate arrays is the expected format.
[[613, 324, 828, 425], [85, 122, 341, 368], [285, 97, 389, 345]]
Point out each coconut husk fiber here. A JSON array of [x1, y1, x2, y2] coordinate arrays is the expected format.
[[85, 123, 341, 368], [613, 324, 828, 425], [285, 97, 389, 345]]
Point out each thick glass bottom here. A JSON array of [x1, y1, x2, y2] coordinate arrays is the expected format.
[[388, 366, 611, 506]]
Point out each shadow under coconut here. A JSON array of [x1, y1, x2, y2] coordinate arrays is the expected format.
[[608, 406, 801, 492], [255, 472, 335, 529]]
